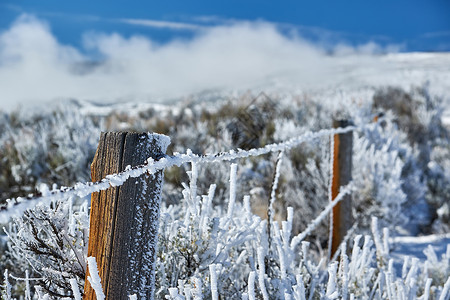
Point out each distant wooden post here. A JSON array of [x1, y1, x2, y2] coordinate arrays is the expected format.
[[330, 120, 353, 257], [84, 132, 169, 300]]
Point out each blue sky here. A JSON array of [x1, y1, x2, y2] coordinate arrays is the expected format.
[[1, 1, 449, 110], [2, 0, 450, 52]]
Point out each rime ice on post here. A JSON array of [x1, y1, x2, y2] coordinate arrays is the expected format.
[[84, 132, 170, 300]]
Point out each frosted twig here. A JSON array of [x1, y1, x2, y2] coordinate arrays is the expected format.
[[187, 159, 200, 217], [371, 217, 388, 267], [438, 276, 450, 300], [86, 257, 105, 300], [3, 269, 11, 300], [193, 277, 202, 300], [227, 164, 238, 220], [325, 262, 339, 299], [247, 271, 256, 300], [200, 184, 216, 236], [422, 278, 432, 300], [209, 264, 219, 300], [293, 274, 306, 300], [69, 278, 82, 300], [339, 246, 349, 300], [257, 247, 269, 300]]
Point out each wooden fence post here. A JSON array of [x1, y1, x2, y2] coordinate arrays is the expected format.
[[83, 132, 169, 300], [330, 120, 353, 257]]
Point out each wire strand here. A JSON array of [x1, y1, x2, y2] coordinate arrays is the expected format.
[[0, 125, 360, 222]]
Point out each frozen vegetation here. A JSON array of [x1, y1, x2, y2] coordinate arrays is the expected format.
[[0, 82, 449, 299]]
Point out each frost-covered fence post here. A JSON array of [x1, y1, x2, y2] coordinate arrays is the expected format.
[[83, 132, 170, 300], [330, 120, 353, 257]]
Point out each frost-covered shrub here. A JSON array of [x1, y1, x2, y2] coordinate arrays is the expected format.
[[1, 86, 450, 299], [352, 110, 435, 234], [3, 195, 88, 297], [353, 122, 409, 230], [0, 106, 99, 202], [372, 86, 448, 147], [155, 163, 450, 299], [371, 85, 450, 233], [156, 163, 259, 298], [157, 162, 330, 299], [2, 157, 449, 299], [0, 105, 100, 287]]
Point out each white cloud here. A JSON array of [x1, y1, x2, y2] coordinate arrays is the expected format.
[[118, 18, 204, 31], [1, 14, 442, 112], [420, 31, 450, 39]]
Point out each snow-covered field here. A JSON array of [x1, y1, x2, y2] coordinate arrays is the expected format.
[[0, 51, 449, 299]]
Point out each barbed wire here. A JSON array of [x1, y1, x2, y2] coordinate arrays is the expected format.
[[0, 124, 364, 223], [290, 184, 353, 251]]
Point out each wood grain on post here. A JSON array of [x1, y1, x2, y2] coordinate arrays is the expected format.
[[83, 132, 169, 300], [330, 120, 353, 257]]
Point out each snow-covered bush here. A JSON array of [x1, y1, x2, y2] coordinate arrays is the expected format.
[[371, 85, 450, 233], [352, 118, 417, 232], [3, 194, 88, 297], [153, 162, 449, 299], [0, 105, 99, 202], [2, 156, 449, 299]]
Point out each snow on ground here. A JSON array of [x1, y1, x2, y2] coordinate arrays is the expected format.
[[390, 233, 450, 274]]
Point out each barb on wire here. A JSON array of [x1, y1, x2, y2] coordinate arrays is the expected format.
[[0, 125, 361, 223]]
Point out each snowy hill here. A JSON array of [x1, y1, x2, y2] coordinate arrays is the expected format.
[[68, 52, 450, 123]]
